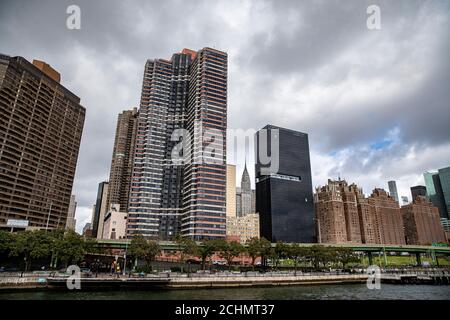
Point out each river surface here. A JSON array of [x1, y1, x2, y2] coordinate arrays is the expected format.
[[0, 284, 449, 300]]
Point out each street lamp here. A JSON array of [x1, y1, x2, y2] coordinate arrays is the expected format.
[[123, 240, 128, 276], [45, 201, 53, 231]]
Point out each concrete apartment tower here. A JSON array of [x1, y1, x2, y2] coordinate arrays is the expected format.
[[0, 55, 85, 230], [127, 48, 228, 240], [106, 108, 138, 212]]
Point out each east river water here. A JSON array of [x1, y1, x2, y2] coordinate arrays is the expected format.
[[0, 284, 449, 300]]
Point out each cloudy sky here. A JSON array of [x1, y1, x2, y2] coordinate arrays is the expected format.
[[1, 0, 449, 233]]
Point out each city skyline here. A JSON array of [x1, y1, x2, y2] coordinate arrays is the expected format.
[[1, 1, 448, 233]]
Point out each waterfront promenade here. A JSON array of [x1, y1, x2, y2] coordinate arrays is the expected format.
[[1, 269, 449, 291]]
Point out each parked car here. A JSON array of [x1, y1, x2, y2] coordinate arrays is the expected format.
[[186, 259, 200, 264]]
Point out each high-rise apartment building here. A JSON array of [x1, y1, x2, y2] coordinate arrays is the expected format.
[[106, 108, 138, 213], [92, 181, 109, 239], [65, 195, 77, 231], [127, 48, 227, 240], [410, 185, 427, 201], [352, 184, 378, 244], [256, 125, 315, 243], [0, 55, 85, 230], [424, 168, 450, 219], [388, 180, 399, 203], [226, 164, 236, 218], [368, 188, 406, 245], [314, 180, 362, 244], [401, 196, 446, 245], [315, 181, 409, 245]]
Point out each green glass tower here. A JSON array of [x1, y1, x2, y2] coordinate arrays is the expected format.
[[424, 167, 450, 219], [438, 167, 450, 219]]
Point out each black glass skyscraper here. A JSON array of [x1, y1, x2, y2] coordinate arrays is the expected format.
[[255, 125, 315, 243]]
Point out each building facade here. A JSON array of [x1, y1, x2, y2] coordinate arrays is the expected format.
[[127, 48, 227, 240], [226, 164, 236, 218], [236, 162, 255, 217], [65, 195, 77, 231], [0, 55, 85, 230], [82, 222, 92, 237], [92, 181, 109, 239], [368, 188, 406, 245], [401, 196, 409, 205], [388, 180, 399, 203], [315, 181, 410, 245], [314, 180, 362, 244], [424, 170, 448, 219], [438, 167, 450, 219], [102, 204, 127, 240], [226, 213, 260, 244], [256, 125, 315, 243], [401, 196, 446, 245], [106, 108, 138, 213], [410, 185, 427, 201]]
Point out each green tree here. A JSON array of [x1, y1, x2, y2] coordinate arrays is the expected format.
[[259, 237, 272, 269], [309, 245, 325, 270], [174, 235, 198, 273], [0, 230, 13, 254], [53, 230, 87, 268], [8, 230, 52, 271], [271, 241, 289, 269], [129, 234, 161, 272], [217, 240, 243, 271], [198, 239, 219, 270], [287, 244, 310, 275], [309, 245, 337, 270], [335, 247, 360, 269], [246, 237, 262, 270], [48, 229, 65, 268]]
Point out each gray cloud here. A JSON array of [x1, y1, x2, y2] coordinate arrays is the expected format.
[[0, 0, 449, 232]]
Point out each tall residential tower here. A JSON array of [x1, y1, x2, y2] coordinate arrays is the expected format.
[[106, 108, 138, 212], [127, 48, 228, 240], [0, 55, 85, 230]]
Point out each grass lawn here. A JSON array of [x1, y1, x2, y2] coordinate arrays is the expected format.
[[278, 255, 450, 268]]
